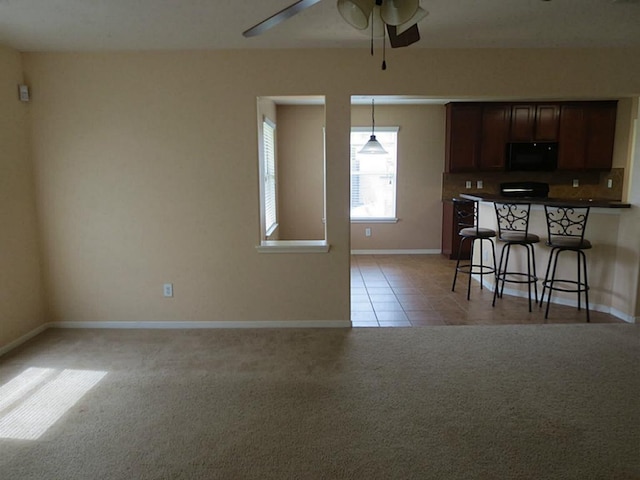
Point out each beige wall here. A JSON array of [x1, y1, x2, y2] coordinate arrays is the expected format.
[[10, 47, 639, 337], [277, 104, 325, 240], [0, 45, 46, 349], [350, 104, 445, 251]]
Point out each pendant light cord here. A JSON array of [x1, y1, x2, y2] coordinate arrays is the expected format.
[[371, 99, 375, 136]]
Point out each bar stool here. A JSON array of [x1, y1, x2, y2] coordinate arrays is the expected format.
[[540, 204, 592, 322], [451, 198, 497, 300], [492, 202, 540, 312]]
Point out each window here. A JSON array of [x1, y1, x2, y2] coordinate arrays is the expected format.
[[255, 96, 329, 253], [350, 127, 398, 221], [262, 118, 277, 236]]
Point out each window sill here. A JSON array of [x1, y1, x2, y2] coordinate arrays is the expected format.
[[256, 240, 331, 254], [351, 218, 399, 224]]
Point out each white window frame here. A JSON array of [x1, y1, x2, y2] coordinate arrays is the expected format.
[[260, 117, 278, 238], [350, 126, 399, 223]]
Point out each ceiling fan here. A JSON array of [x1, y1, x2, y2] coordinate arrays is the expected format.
[[243, 0, 429, 69]]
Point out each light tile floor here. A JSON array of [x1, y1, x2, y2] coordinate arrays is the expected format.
[[351, 254, 624, 327]]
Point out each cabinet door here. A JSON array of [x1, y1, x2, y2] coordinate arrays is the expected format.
[[585, 103, 616, 170], [510, 105, 535, 142], [535, 104, 560, 141], [445, 104, 482, 172], [479, 104, 510, 171], [558, 105, 587, 170]]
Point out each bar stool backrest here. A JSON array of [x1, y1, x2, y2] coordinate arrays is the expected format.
[[494, 202, 532, 239], [452, 198, 478, 234], [544, 205, 590, 246]]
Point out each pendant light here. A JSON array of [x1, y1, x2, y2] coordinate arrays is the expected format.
[[359, 99, 387, 154]]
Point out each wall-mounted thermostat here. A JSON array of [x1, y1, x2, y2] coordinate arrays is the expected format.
[[18, 84, 30, 102]]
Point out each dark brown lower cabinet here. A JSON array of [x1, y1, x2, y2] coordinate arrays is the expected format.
[[442, 201, 471, 260]]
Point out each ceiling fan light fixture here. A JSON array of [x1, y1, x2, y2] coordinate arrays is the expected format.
[[337, 0, 375, 30], [380, 0, 419, 26], [395, 6, 428, 34]]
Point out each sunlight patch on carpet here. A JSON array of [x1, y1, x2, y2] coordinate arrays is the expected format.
[[0, 367, 107, 440]]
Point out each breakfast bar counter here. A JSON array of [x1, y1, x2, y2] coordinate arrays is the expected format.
[[449, 192, 636, 323], [459, 193, 631, 209]]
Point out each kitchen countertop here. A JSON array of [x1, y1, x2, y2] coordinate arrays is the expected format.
[[458, 193, 631, 209]]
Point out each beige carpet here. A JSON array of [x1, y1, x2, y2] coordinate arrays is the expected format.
[[0, 325, 638, 480]]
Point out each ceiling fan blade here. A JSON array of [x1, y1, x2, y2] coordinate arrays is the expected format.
[[243, 0, 324, 37], [386, 23, 420, 48]]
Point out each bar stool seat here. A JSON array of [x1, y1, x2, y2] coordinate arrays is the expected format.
[[492, 202, 539, 312], [459, 227, 496, 238], [540, 204, 592, 322], [451, 198, 497, 300], [499, 232, 540, 243]]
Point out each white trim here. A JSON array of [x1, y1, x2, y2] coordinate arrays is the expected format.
[[0, 320, 352, 357], [0, 324, 48, 358], [51, 320, 351, 329], [476, 276, 636, 324], [351, 218, 399, 224], [256, 240, 330, 253], [351, 249, 441, 255], [351, 126, 400, 133]]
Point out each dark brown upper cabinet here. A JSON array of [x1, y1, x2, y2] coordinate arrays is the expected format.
[[445, 100, 616, 173], [480, 104, 511, 171], [445, 103, 482, 173], [558, 101, 617, 171], [510, 104, 560, 142]]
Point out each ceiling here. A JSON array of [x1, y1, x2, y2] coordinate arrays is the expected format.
[[1, 0, 640, 52]]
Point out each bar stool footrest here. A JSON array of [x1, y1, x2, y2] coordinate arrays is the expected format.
[[496, 272, 538, 285], [542, 279, 589, 294], [456, 264, 496, 276]]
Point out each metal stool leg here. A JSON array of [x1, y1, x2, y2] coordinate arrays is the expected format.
[[492, 243, 507, 307], [580, 250, 590, 322], [544, 249, 561, 319], [466, 239, 475, 300], [452, 236, 467, 292]]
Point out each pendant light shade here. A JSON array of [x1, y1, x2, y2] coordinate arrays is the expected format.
[[337, 0, 375, 30], [359, 99, 387, 155], [380, 0, 419, 26], [359, 135, 388, 154]]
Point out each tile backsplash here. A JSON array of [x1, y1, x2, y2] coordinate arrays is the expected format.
[[442, 168, 624, 201]]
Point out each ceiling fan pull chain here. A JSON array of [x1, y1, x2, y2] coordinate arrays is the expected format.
[[370, 14, 374, 56], [382, 24, 387, 70]]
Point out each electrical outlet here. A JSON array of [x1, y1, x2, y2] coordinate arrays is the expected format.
[[465, 181, 472, 189], [607, 178, 613, 189], [572, 179, 579, 188], [163, 283, 173, 298], [477, 180, 483, 189], [365, 227, 372, 237]]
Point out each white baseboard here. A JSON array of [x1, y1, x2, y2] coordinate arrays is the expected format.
[[351, 249, 441, 255], [476, 275, 637, 324], [0, 324, 49, 358], [0, 320, 352, 358], [50, 320, 352, 330]]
